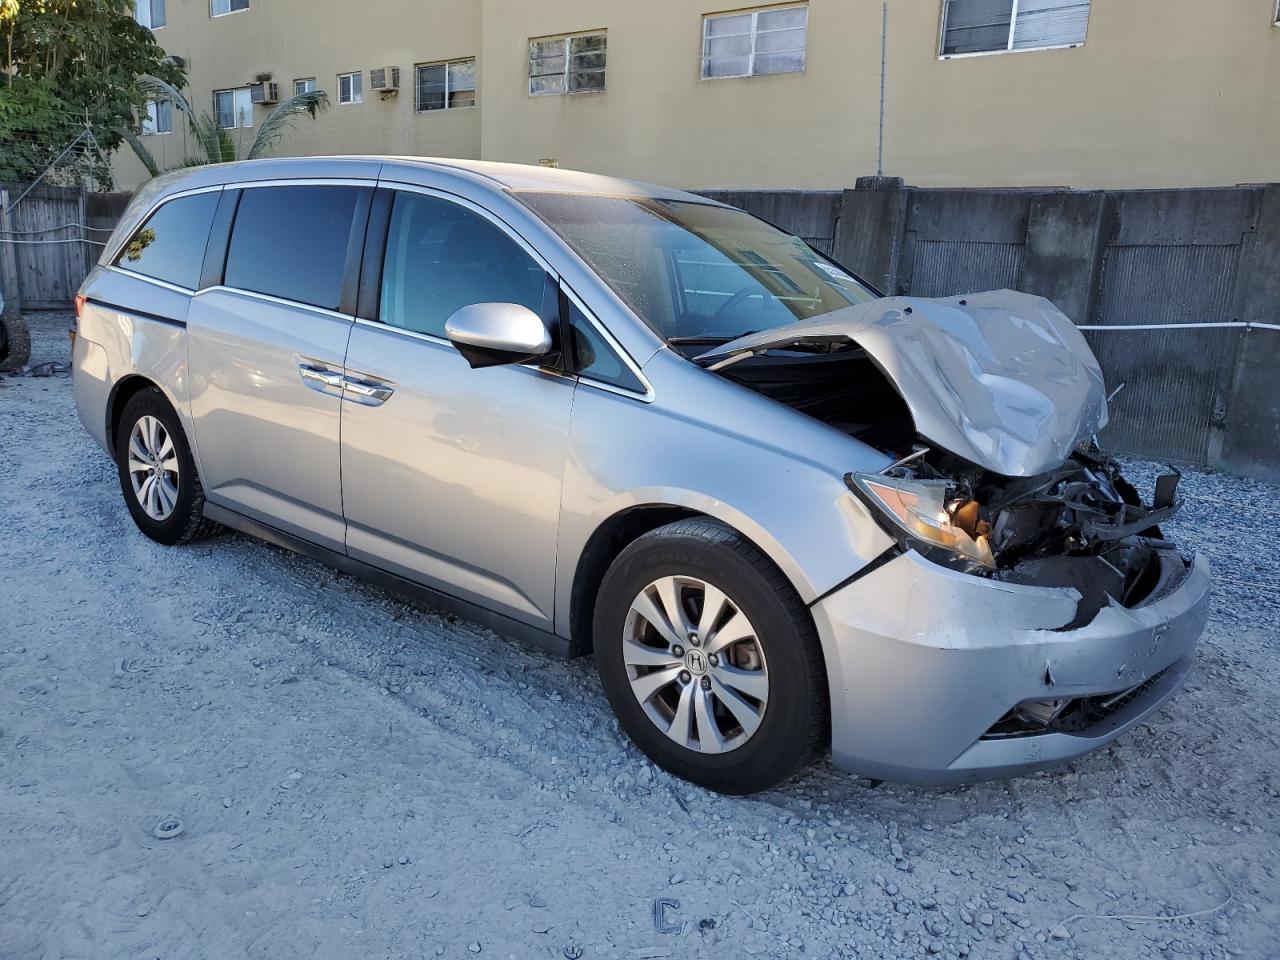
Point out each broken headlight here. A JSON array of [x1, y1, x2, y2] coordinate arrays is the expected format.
[[848, 473, 995, 568]]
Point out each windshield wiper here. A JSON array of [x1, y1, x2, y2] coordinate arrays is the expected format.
[[667, 332, 756, 345]]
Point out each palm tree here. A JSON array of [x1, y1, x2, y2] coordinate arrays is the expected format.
[[124, 74, 329, 176]]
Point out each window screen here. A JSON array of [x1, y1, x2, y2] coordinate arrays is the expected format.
[[214, 88, 252, 129], [529, 33, 606, 95], [416, 59, 476, 111], [702, 5, 808, 79], [940, 0, 1089, 56], [338, 72, 363, 104], [379, 192, 548, 339], [141, 101, 172, 135], [135, 0, 165, 28], [210, 0, 248, 15], [224, 186, 360, 311], [116, 192, 220, 290]]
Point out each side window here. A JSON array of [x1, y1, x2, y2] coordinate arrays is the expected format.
[[565, 293, 644, 393], [379, 192, 548, 338], [224, 185, 360, 311], [115, 191, 220, 290]]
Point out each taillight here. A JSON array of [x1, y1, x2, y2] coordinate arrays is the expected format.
[[71, 294, 85, 348]]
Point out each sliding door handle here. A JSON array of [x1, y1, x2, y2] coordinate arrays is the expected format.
[[342, 376, 395, 404]]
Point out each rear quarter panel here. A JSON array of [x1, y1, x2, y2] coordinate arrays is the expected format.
[[75, 266, 195, 461]]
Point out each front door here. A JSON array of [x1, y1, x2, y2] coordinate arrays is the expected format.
[[188, 183, 369, 552], [340, 187, 573, 628]]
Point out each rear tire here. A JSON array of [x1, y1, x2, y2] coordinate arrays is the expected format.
[[115, 388, 219, 545], [593, 517, 827, 794]]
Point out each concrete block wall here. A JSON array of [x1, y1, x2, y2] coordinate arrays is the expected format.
[[705, 180, 1280, 480]]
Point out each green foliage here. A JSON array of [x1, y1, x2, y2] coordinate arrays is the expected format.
[[129, 74, 330, 173], [246, 89, 329, 161], [0, 0, 186, 183]]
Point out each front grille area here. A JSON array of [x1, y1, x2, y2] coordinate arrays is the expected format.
[[982, 665, 1174, 740]]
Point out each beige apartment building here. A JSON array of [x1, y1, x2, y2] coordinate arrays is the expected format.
[[118, 0, 1280, 192]]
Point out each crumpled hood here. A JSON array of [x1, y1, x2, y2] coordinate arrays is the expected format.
[[696, 290, 1108, 477]]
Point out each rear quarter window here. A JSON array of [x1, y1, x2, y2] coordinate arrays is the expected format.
[[114, 191, 221, 290]]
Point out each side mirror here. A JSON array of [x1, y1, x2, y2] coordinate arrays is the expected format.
[[444, 302, 554, 369]]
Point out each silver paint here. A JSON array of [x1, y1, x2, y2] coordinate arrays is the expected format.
[[444, 302, 553, 357], [73, 157, 1206, 784]]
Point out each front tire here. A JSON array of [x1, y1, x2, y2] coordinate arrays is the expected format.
[[115, 388, 218, 545], [593, 518, 828, 794]]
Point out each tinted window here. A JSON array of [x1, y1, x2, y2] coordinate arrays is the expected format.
[[224, 186, 359, 310], [566, 295, 644, 392], [115, 192, 220, 290], [380, 192, 548, 338]]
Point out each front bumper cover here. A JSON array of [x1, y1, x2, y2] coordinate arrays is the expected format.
[[810, 547, 1210, 784]]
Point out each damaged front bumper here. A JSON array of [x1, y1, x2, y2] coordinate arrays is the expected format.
[[810, 547, 1210, 785]]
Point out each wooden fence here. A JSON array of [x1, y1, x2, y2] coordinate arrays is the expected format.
[[0, 185, 130, 311]]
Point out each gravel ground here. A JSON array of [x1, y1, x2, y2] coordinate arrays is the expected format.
[[2, 311, 1277, 960]]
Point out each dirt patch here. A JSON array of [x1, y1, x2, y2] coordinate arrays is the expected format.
[[2, 311, 1277, 959]]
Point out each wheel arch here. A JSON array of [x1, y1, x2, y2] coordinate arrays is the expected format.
[[566, 499, 819, 658], [106, 375, 172, 459]]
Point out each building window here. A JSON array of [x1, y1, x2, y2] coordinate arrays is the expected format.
[[528, 32, 606, 96], [214, 88, 253, 129], [702, 4, 808, 79], [210, 0, 249, 16], [294, 78, 317, 96], [940, 0, 1090, 57], [338, 71, 363, 104], [416, 58, 477, 111], [141, 101, 173, 135], [135, 0, 165, 29]]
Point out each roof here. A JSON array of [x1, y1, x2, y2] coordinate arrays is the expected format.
[[215, 155, 709, 202]]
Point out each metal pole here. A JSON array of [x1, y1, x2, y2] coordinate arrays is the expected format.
[[877, 1, 887, 177], [11, 128, 86, 210]]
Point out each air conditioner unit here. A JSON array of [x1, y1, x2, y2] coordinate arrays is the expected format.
[[250, 81, 279, 105], [369, 66, 401, 93]]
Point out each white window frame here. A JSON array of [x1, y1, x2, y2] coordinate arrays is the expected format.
[[415, 58, 478, 112], [938, 0, 1091, 60], [337, 71, 363, 105], [210, 0, 249, 17], [701, 3, 809, 80], [135, 0, 165, 29], [528, 31, 607, 97], [1275, 0, 1279, 25], [213, 87, 253, 129], [294, 78, 317, 97], [141, 101, 173, 136]]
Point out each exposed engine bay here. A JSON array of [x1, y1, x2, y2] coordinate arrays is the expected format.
[[711, 341, 1185, 627]]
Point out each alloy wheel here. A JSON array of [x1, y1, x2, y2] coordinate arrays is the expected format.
[[623, 575, 769, 754], [127, 415, 180, 521]]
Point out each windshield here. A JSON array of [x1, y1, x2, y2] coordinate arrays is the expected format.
[[517, 192, 878, 343]]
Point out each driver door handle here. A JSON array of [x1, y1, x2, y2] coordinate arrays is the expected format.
[[298, 362, 345, 391]]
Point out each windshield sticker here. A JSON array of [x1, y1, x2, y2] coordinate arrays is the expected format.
[[813, 261, 856, 283]]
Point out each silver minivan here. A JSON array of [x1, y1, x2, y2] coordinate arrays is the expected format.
[[73, 157, 1210, 794]]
